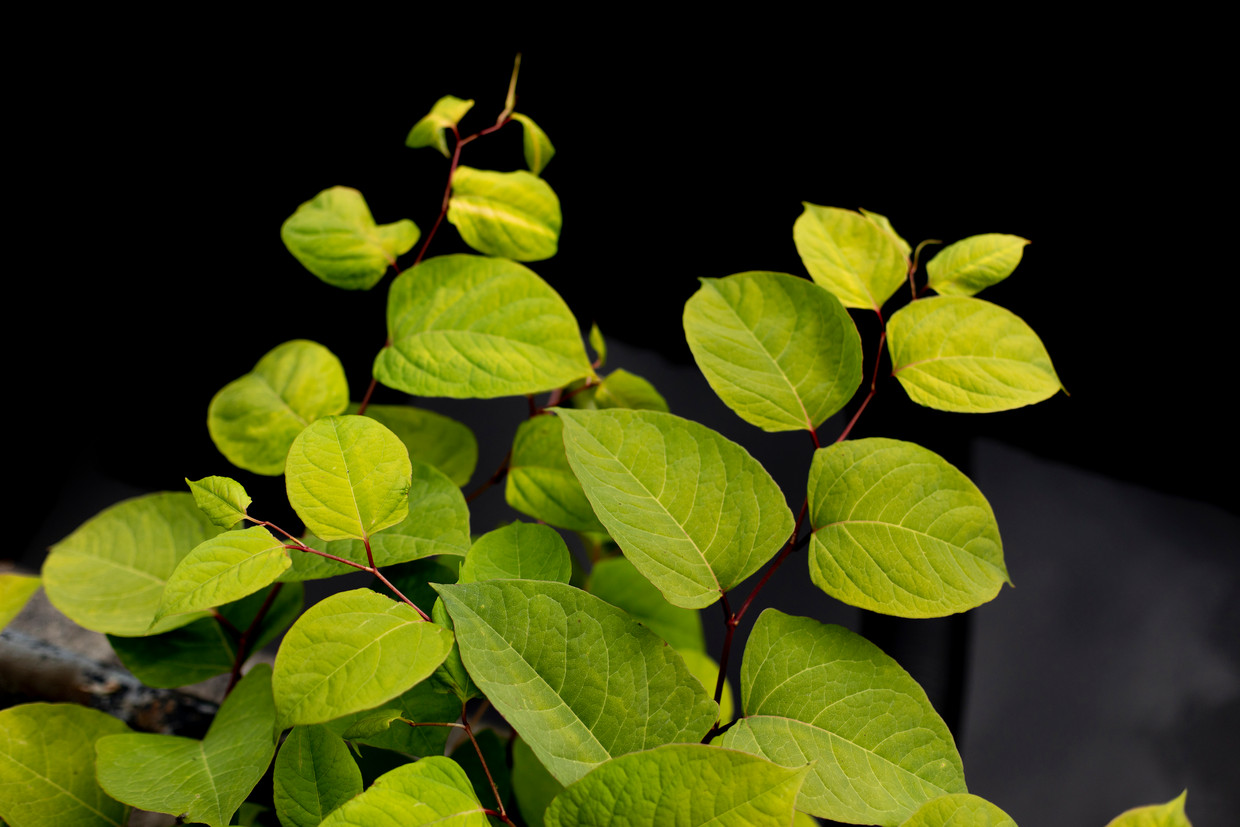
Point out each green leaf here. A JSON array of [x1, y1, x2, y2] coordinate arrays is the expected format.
[[588, 322, 607, 367], [273, 725, 363, 827], [684, 272, 862, 432], [185, 476, 251, 527], [556, 408, 794, 609], [1105, 790, 1192, 827], [43, 492, 222, 636], [447, 166, 562, 261], [339, 709, 405, 740], [96, 665, 278, 827], [285, 415, 412, 542], [861, 208, 912, 257], [507, 415, 606, 533], [318, 757, 488, 827], [377, 254, 591, 399], [720, 610, 965, 825], [680, 648, 734, 723], [356, 403, 478, 487], [544, 744, 809, 827], [0, 703, 130, 827], [512, 735, 563, 827], [431, 595, 481, 703], [0, 573, 39, 631], [155, 526, 290, 620], [450, 728, 511, 809], [284, 461, 470, 580], [208, 340, 349, 476], [512, 112, 556, 175], [459, 521, 573, 584], [280, 186, 418, 290], [807, 438, 1008, 617], [406, 95, 475, 156], [587, 556, 705, 653], [593, 369, 669, 412], [435, 580, 718, 786], [322, 681, 462, 759], [888, 296, 1063, 412], [793, 203, 907, 311], [926, 234, 1029, 297], [272, 588, 453, 730], [901, 793, 1018, 826]]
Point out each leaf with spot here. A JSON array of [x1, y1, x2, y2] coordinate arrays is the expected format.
[[793, 203, 907, 311], [447, 166, 561, 261], [406, 95, 474, 156], [926, 234, 1029, 297], [273, 725, 363, 827]]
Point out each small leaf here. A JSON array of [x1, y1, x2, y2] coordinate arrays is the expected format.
[[587, 556, 705, 653], [684, 272, 862, 431], [459, 521, 573, 584], [793, 203, 907, 311], [273, 725, 363, 827], [377, 254, 591, 399], [512, 112, 556, 175], [720, 610, 965, 825], [588, 322, 607, 367], [0, 573, 40, 631], [208, 340, 349, 476], [322, 681, 462, 759], [280, 186, 418, 290], [406, 95, 475, 156], [357, 403, 478, 486], [431, 595, 481, 703], [447, 165, 562, 261], [512, 735, 563, 827], [593, 369, 669, 412], [96, 666, 278, 827], [43, 492, 221, 636], [272, 588, 453, 730], [156, 526, 290, 620], [1105, 790, 1192, 827], [861, 208, 912, 257], [888, 296, 1063, 412], [926, 234, 1029, 297], [556, 408, 794, 609], [901, 793, 1018, 826], [185, 475, 251, 527], [437, 580, 718, 786], [507, 415, 606, 533], [285, 415, 412, 542], [339, 709, 405, 740], [808, 438, 1008, 617], [318, 757, 487, 827], [0, 703, 131, 827], [544, 744, 809, 827]]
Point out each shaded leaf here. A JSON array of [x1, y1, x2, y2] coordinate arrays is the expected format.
[[406, 95, 475, 156], [1105, 790, 1192, 827], [274, 725, 363, 827], [512, 112, 556, 175], [0, 573, 40, 631], [431, 595, 482, 703], [587, 556, 705, 653], [592, 369, 669, 412], [901, 793, 1018, 826], [588, 322, 607, 368], [512, 735, 563, 827], [319, 757, 487, 826], [356, 403, 478, 487], [680, 648, 734, 723], [926, 234, 1029, 297], [507, 415, 606, 533], [186, 475, 251, 527], [447, 166, 561, 261], [156, 526, 290, 620], [322, 681, 462, 759], [340, 709, 405, 740], [460, 521, 573, 584], [793, 203, 907, 311]]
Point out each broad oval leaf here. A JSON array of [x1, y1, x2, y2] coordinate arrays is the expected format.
[[512, 112, 556, 175], [357, 403, 478, 486], [901, 793, 1018, 826], [406, 95, 475, 156], [721, 610, 965, 825], [280, 186, 418, 290], [587, 556, 705, 653], [556, 408, 794, 609], [447, 165, 561, 261], [435, 580, 718, 786], [42, 492, 221, 636], [208, 340, 349, 475], [793, 203, 907, 311], [1105, 790, 1192, 827], [376, 254, 592, 398], [286, 415, 412, 542], [888, 296, 1063, 412], [156, 526, 290, 620], [507, 415, 606, 533], [926, 234, 1029, 297], [273, 725, 363, 827], [96, 666, 278, 827], [685, 272, 863, 432], [0, 703, 131, 827], [319, 757, 487, 827], [807, 438, 1008, 617], [459, 521, 573, 584], [544, 744, 808, 827], [186, 475, 251, 527], [0, 573, 40, 631], [272, 588, 453, 730]]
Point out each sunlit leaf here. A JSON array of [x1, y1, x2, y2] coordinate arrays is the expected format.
[[1105, 790, 1192, 827], [507, 415, 606, 533], [43, 492, 221, 636], [587, 556, 705, 653], [512, 112, 556, 175], [155, 526, 290, 620], [926, 234, 1029, 297], [273, 725, 362, 827], [406, 95, 475, 157], [459, 521, 573, 584], [901, 793, 1018, 826], [684, 272, 862, 431], [721, 610, 965, 825], [888, 296, 1063, 412], [0, 573, 39, 631], [280, 186, 418, 290], [793, 203, 907, 311], [447, 166, 561, 261], [356, 403, 478, 487], [861, 208, 912, 257], [318, 757, 487, 827], [186, 475, 251, 528], [0, 703, 130, 827], [208, 340, 349, 476], [556, 408, 793, 609], [436, 579, 718, 785], [588, 322, 607, 367], [376, 254, 591, 398]]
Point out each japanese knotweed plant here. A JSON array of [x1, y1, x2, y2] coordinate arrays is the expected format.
[[1, 59, 1193, 827]]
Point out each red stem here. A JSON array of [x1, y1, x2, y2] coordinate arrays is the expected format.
[[225, 582, 283, 694], [462, 707, 508, 820], [734, 497, 809, 623], [713, 593, 737, 710], [835, 329, 887, 444]]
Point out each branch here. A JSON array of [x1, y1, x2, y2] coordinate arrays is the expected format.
[[225, 583, 283, 695], [466, 449, 512, 504], [835, 328, 887, 444]]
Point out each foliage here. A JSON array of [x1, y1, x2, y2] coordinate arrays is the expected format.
[[1, 58, 1192, 827]]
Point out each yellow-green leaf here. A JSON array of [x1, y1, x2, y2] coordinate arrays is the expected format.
[[448, 166, 561, 261], [512, 112, 556, 175], [406, 95, 474, 157], [900, 793, 1018, 826], [0, 573, 40, 631], [926, 234, 1029, 297], [1105, 790, 1192, 827], [155, 526, 290, 621], [793, 203, 907, 311]]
